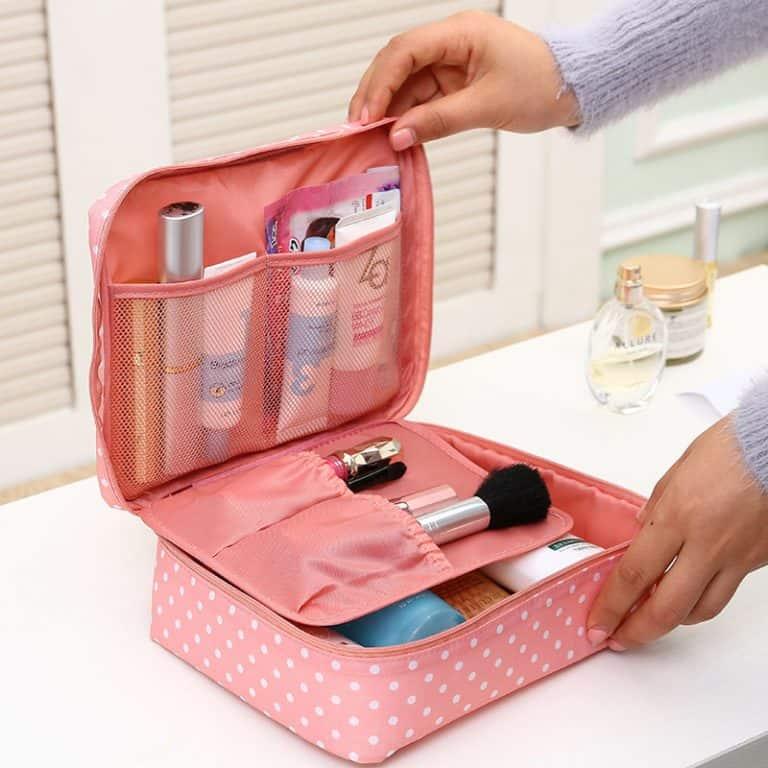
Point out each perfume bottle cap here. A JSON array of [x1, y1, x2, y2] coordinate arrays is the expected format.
[[615, 263, 644, 305], [159, 201, 204, 282], [694, 201, 722, 264]]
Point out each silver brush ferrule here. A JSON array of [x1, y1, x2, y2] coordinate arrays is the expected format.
[[414, 497, 490, 545]]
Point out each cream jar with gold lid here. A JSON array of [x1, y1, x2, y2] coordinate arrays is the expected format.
[[622, 254, 708, 363]]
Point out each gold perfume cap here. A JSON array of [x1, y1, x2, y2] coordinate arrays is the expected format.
[[615, 263, 644, 304], [623, 254, 707, 309]]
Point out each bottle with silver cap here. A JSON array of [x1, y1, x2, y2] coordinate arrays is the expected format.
[[158, 201, 205, 476], [159, 201, 205, 283], [693, 201, 721, 327], [586, 264, 668, 414]]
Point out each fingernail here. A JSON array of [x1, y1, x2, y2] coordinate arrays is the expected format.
[[361, 105, 370, 124], [587, 627, 609, 647], [607, 639, 626, 652], [391, 128, 416, 151]]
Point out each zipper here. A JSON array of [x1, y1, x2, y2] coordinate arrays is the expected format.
[[160, 538, 629, 659]]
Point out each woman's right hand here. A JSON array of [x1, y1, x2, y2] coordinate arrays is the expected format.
[[348, 10, 580, 151]]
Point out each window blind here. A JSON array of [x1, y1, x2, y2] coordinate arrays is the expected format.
[[0, 0, 72, 426], [165, 0, 499, 300]]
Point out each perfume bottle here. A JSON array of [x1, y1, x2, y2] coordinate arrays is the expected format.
[[693, 201, 721, 327], [587, 264, 668, 414]]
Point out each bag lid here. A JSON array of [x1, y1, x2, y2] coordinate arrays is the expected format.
[[89, 120, 434, 510]]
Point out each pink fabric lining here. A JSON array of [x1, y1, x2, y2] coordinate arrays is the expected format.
[[90, 121, 433, 507], [141, 451, 350, 557], [136, 420, 643, 626]]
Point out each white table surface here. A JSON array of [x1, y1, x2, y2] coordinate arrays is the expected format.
[[2, 267, 766, 768]]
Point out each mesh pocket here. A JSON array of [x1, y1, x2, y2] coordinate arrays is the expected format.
[[107, 230, 402, 498], [109, 269, 267, 498], [265, 233, 402, 443]]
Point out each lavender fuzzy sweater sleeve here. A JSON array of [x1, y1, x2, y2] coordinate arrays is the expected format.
[[734, 375, 768, 493], [545, 0, 768, 491], [544, 0, 768, 133]]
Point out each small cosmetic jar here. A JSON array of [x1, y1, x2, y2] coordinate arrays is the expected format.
[[623, 255, 708, 364]]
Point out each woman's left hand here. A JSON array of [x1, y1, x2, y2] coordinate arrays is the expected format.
[[587, 417, 768, 651]]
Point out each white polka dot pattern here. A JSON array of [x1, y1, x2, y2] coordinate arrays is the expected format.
[[150, 541, 622, 763]]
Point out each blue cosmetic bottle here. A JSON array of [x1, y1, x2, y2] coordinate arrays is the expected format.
[[333, 590, 465, 647]]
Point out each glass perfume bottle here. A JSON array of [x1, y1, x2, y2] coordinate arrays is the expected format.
[[587, 264, 668, 414]]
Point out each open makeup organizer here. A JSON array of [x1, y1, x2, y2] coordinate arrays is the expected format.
[[90, 119, 643, 763]]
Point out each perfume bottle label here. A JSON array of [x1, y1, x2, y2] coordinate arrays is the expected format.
[[612, 314, 659, 349]]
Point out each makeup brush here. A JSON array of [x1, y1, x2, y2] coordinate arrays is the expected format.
[[413, 464, 551, 545]]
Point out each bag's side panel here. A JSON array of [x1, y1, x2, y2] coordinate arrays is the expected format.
[[89, 177, 139, 511], [152, 540, 622, 764]]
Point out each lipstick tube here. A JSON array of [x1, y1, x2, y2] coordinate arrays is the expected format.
[[324, 436, 401, 482]]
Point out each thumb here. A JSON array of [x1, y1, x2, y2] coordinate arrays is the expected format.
[[389, 85, 489, 150]]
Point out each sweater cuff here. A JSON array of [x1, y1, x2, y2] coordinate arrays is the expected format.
[[541, 0, 768, 135], [734, 373, 768, 494]]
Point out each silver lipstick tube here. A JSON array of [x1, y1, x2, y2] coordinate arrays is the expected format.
[[159, 201, 204, 282], [414, 497, 490, 545]]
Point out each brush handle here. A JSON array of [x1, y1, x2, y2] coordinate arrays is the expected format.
[[414, 497, 490, 545]]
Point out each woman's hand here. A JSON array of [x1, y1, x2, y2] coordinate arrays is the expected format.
[[588, 417, 768, 651], [348, 10, 580, 150]]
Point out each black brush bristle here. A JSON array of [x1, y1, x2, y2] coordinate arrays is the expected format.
[[475, 464, 551, 528]]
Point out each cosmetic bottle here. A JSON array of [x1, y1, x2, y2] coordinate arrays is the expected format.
[[201, 251, 257, 460], [693, 201, 721, 327], [483, 536, 604, 593], [297, 625, 361, 648], [330, 204, 399, 421], [627, 255, 708, 364], [432, 571, 510, 620], [333, 590, 465, 648], [159, 202, 205, 475], [587, 264, 667, 414], [276, 236, 337, 442]]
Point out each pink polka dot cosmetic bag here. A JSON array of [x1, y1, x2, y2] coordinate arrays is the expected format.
[[88, 120, 643, 764]]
